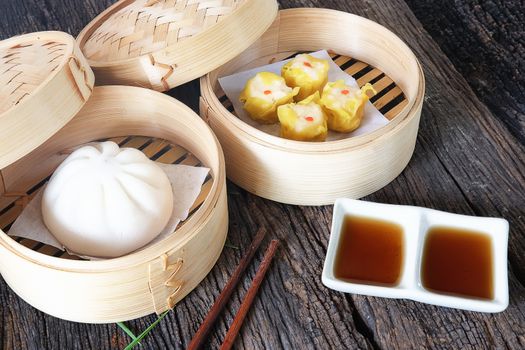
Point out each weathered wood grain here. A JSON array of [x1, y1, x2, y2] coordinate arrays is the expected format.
[[405, 0, 525, 144], [0, 0, 524, 349]]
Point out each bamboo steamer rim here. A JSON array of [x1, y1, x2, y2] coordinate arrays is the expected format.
[[0, 86, 226, 273], [201, 8, 425, 153], [0, 31, 94, 169]]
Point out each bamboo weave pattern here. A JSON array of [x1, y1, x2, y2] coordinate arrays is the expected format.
[[0, 40, 67, 114], [83, 0, 244, 61]]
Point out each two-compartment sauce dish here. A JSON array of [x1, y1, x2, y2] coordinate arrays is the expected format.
[[322, 199, 509, 313]]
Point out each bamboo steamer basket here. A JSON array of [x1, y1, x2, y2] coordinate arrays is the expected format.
[[200, 8, 425, 205], [77, 0, 278, 91], [0, 33, 227, 323]]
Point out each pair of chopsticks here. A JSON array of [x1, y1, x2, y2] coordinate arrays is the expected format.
[[187, 228, 278, 350]]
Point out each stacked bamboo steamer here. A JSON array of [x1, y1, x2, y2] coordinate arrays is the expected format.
[[0, 0, 424, 323], [0, 0, 281, 323]]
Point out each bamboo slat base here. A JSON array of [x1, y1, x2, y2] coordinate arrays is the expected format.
[[218, 52, 409, 121], [0, 136, 213, 261]]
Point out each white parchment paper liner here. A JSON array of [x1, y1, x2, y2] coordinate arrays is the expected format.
[[8, 163, 210, 260], [218, 50, 389, 141]]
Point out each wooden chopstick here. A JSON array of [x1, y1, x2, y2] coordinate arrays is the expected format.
[[186, 228, 268, 350], [219, 239, 280, 350]]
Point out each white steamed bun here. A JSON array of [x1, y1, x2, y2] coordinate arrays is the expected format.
[[42, 141, 173, 258]]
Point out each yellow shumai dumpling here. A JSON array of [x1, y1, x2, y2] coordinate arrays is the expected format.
[[320, 80, 376, 133], [277, 92, 328, 142], [281, 54, 330, 101], [239, 72, 299, 124]]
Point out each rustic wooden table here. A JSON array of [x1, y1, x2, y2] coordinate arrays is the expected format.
[[1, 0, 524, 349]]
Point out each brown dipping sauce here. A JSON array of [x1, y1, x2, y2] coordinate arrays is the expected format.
[[334, 215, 404, 286], [421, 226, 493, 300]]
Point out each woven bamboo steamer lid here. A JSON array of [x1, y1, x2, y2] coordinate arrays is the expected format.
[[77, 0, 278, 91], [0, 31, 94, 169]]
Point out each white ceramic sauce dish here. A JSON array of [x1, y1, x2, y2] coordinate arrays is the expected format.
[[322, 199, 509, 313]]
